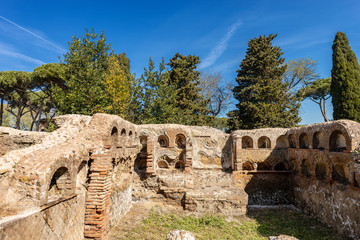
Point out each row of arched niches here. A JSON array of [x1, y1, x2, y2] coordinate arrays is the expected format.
[[240, 129, 350, 152], [237, 121, 360, 189]]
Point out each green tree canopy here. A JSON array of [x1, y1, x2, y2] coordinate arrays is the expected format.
[[228, 34, 300, 130], [55, 29, 112, 115], [0, 71, 33, 129], [167, 53, 211, 125], [298, 77, 331, 122], [331, 32, 360, 121]]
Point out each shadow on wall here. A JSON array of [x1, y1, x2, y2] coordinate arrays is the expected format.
[[221, 136, 234, 172], [241, 135, 293, 205]]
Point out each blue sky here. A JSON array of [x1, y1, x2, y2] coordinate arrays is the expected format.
[[1, 0, 360, 125]]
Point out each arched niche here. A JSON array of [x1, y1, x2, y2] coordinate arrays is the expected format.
[[121, 128, 126, 136], [158, 160, 169, 169], [332, 164, 349, 185], [274, 162, 288, 171], [158, 135, 169, 147], [49, 167, 71, 199], [111, 127, 118, 142], [329, 130, 347, 152], [299, 133, 309, 149], [290, 158, 298, 172], [138, 159, 147, 170], [312, 132, 325, 150], [288, 134, 296, 148], [275, 135, 289, 149], [242, 136, 253, 149], [301, 159, 311, 178], [242, 161, 254, 171], [257, 161, 271, 170], [129, 130, 133, 137], [315, 162, 327, 181], [175, 134, 186, 149], [175, 161, 185, 170], [140, 136, 148, 152], [258, 136, 271, 148]]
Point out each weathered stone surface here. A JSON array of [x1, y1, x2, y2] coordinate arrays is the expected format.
[[269, 235, 298, 240], [0, 115, 359, 239], [166, 230, 196, 240]]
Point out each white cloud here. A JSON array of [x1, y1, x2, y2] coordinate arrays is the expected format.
[[0, 48, 45, 65], [199, 20, 242, 70]]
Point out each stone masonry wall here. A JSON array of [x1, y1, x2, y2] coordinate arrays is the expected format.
[[1, 115, 360, 240], [0, 194, 85, 240], [288, 121, 360, 238]]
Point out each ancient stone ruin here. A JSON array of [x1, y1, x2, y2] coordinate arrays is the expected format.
[[0, 114, 359, 239]]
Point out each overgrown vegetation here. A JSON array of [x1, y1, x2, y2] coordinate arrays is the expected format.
[[1, 29, 359, 131], [111, 208, 341, 240]]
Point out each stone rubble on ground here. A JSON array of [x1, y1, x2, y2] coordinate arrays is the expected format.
[[166, 230, 196, 240], [269, 235, 299, 240]]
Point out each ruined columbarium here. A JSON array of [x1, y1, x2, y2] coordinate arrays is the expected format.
[[0, 114, 359, 239]]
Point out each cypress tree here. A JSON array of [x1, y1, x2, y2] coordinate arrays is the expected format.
[[167, 53, 211, 125], [228, 34, 300, 130], [331, 32, 360, 121]]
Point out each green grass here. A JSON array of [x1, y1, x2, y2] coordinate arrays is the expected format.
[[111, 208, 340, 240]]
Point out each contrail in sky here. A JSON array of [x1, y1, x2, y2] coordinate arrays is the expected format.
[[199, 20, 242, 70], [0, 15, 66, 52]]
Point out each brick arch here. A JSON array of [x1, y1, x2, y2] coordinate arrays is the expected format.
[[158, 134, 170, 147], [242, 161, 254, 170], [108, 121, 120, 147], [46, 160, 74, 202], [288, 134, 296, 148], [175, 133, 186, 149], [242, 136, 253, 149], [165, 129, 189, 148], [312, 131, 325, 150], [324, 122, 353, 151], [299, 133, 310, 149], [329, 129, 350, 152], [258, 136, 271, 148], [275, 135, 289, 149]]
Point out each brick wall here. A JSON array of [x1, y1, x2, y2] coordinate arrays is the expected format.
[[84, 153, 112, 239]]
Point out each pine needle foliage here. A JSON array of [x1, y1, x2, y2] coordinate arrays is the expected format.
[[228, 34, 300, 130], [167, 53, 212, 126], [331, 32, 360, 121]]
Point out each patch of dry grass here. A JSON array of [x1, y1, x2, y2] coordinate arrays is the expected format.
[[110, 204, 342, 240]]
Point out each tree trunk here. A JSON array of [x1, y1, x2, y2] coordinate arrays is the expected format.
[[15, 113, 21, 129], [323, 98, 328, 122], [0, 98, 3, 126]]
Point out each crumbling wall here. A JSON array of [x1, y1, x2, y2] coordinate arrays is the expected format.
[[232, 128, 292, 204], [0, 127, 46, 158], [132, 125, 248, 214], [0, 195, 85, 240], [288, 121, 360, 238], [1, 115, 360, 240]]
